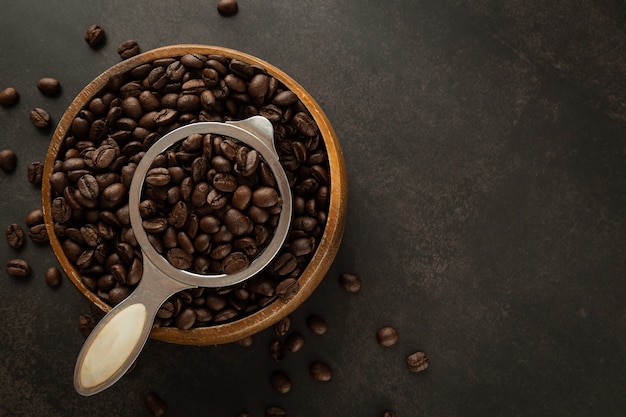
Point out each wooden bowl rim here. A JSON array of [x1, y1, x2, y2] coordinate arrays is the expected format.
[[41, 44, 347, 345]]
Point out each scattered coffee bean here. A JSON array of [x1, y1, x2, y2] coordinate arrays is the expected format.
[[78, 314, 96, 337], [28, 223, 48, 243], [382, 411, 396, 417], [118, 40, 140, 59], [27, 161, 44, 185], [284, 331, 305, 353], [306, 314, 328, 335], [274, 316, 291, 336], [5, 223, 25, 249], [406, 351, 429, 373], [6, 259, 31, 277], [309, 360, 333, 382], [235, 335, 254, 347], [84, 24, 106, 48], [0, 87, 19, 107], [339, 272, 362, 293], [0, 149, 17, 173], [376, 326, 399, 347], [44, 266, 63, 287], [144, 392, 167, 417], [217, 0, 238, 16], [25, 208, 44, 228], [269, 338, 285, 362], [29, 107, 51, 128], [264, 406, 286, 417], [270, 370, 292, 394], [37, 77, 61, 96]]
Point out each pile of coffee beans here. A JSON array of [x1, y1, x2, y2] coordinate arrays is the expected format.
[[48, 51, 330, 329], [138, 134, 283, 276]]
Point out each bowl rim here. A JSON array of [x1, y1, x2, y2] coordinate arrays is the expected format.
[[41, 44, 347, 345]]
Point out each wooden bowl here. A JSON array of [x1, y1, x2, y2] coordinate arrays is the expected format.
[[42, 44, 347, 345]]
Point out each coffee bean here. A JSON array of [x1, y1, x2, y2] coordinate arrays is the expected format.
[[29, 108, 51, 128], [144, 392, 167, 417], [221, 251, 249, 274], [382, 411, 396, 417], [217, 0, 238, 16], [78, 314, 96, 337], [270, 370, 292, 394], [167, 247, 193, 269], [25, 208, 44, 227], [118, 40, 140, 59], [84, 24, 106, 48], [274, 316, 291, 337], [406, 351, 429, 373], [252, 186, 279, 208], [284, 331, 305, 353], [5, 224, 25, 249], [27, 161, 44, 185], [376, 326, 399, 347], [269, 338, 285, 362], [44, 267, 63, 287], [264, 406, 286, 417], [0, 87, 19, 107], [6, 259, 30, 277], [309, 360, 333, 382], [175, 307, 197, 330], [339, 272, 362, 293], [307, 314, 328, 335], [28, 224, 49, 243], [0, 149, 17, 173], [276, 277, 299, 300], [37, 77, 61, 96]]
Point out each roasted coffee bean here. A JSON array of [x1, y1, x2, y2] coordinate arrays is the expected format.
[[274, 316, 291, 337], [168, 201, 189, 229], [221, 251, 249, 274], [28, 224, 48, 243], [109, 286, 131, 305], [235, 335, 253, 347], [339, 272, 362, 293], [377, 326, 399, 347], [289, 237, 314, 256], [307, 314, 328, 335], [25, 208, 44, 227], [213, 308, 238, 322], [0, 149, 17, 172], [276, 278, 299, 300], [270, 370, 292, 394], [78, 314, 96, 337], [284, 331, 305, 353], [264, 406, 286, 417], [118, 40, 140, 59], [175, 307, 197, 330], [6, 259, 30, 277], [84, 24, 106, 48], [51, 197, 72, 224], [44, 266, 63, 287], [27, 161, 44, 185], [0, 87, 19, 107], [37, 77, 61, 96], [252, 186, 279, 208], [167, 247, 193, 269], [145, 167, 170, 186], [29, 107, 51, 128], [5, 224, 25, 249], [269, 338, 285, 362], [382, 411, 396, 417], [144, 392, 167, 417], [406, 351, 429, 373], [309, 360, 333, 382]]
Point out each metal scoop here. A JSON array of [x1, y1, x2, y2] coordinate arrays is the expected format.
[[74, 116, 292, 396]]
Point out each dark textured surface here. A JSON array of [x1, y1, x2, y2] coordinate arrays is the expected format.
[[1, 1, 625, 416]]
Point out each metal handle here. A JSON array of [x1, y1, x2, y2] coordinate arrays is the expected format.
[[74, 257, 192, 396]]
